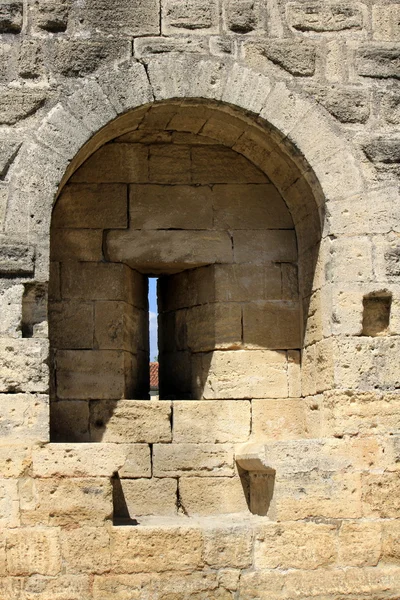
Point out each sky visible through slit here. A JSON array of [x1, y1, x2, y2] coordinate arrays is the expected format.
[[148, 277, 158, 361]]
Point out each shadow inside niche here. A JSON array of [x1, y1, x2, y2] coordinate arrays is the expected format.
[[112, 473, 139, 526]]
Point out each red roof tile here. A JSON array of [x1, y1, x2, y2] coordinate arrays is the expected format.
[[150, 362, 159, 389]]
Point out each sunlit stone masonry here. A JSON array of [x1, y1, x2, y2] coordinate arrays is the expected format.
[[0, 0, 399, 598]]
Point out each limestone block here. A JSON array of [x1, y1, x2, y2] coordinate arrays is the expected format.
[[242, 301, 301, 349], [233, 230, 297, 263], [0, 445, 31, 477], [56, 349, 137, 400], [49, 301, 94, 349], [173, 400, 250, 443], [53, 184, 128, 229], [382, 90, 400, 124], [30, 0, 70, 32], [0, 1, 22, 32], [110, 526, 203, 573], [0, 338, 49, 393], [322, 390, 400, 437], [357, 44, 400, 79], [212, 183, 293, 229], [32, 443, 150, 478], [373, 4, 400, 41], [153, 444, 235, 477], [305, 84, 371, 124], [94, 301, 147, 353], [117, 478, 177, 517], [245, 39, 316, 76], [69, 0, 159, 36], [61, 527, 110, 574], [61, 263, 146, 306], [166, 105, 214, 133], [149, 145, 191, 183], [362, 471, 400, 518], [129, 184, 213, 229], [162, 0, 219, 33], [22, 574, 90, 600], [106, 229, 233, 274], [187, 302, 242, 352], [252, 398, 306, 440], [179, 476, 249, 515], [338, 521, 382, 567], [135, 35, 209, 57], [272, 471, 362, 521], [50, 229, 103, 263], [48, 38, 131, 78], [50, 400, 90, 443], [0, 244, 35, 275], [6, 528, 61, 576], [224, 0, 261, 34], [90, 400, 172, 443], [0, 88, 47, 124], [286, 2, 364, 32], [192, 146, 268, 183], [72, 144, 148, 183], [382, 520, 400, 563], [0, 479, 19, 527], [192, 350, 288, 399], [203, 525, 253, 568], [201, 112, 244, 146], [20, 477, 113, 526], [0, 283, 23, 338], [255, 521, 336, 569]]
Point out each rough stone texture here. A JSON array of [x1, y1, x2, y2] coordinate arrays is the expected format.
[[0, 1, 399, 598]]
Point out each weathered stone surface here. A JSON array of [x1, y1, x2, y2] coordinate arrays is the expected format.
[[134, 36, 209, 57], [49, 301, 93, 349], [110, 526, 203, 573], [0, 1, 22, 33], [153, 444, 235, 477], [7, 528, 61, 576], [179, 476, 249, 515], [60, 527, 111, 574], [31, 0, 70, 32], [117, 478, 177, 516], [20, 477, 113, 526], [245, 40, 316, 76], [224, 0, 260, 34], [0, 88, 47, 123], [173, 400, 250, 443], [48, 38, 131, 77], [242, 301, 301, 349], [0, 244, 35, 275], [0, 339, 49, 393], [162, 0, 219, 33], [362, 135, 400, 164], [362, 471, 400, 518], [286, 2, 365, 32], [373, 4, 400, 41], [192, 350, 288, 399], [186, 302, 242, 352], [306, 84, 371, 123], [203, 525, 253, 568], [90, 400, 172, 443], [252, 398, 306, 440], [0, 479, 19, 527], [94, 301, 146, 352], [357, 45, 400, 79], [233, 230, 297, 263], [192, 146, 268, 183], [0, 393, 48, 442], [338, 521, 382, 567], [50, 229, 103, 263]]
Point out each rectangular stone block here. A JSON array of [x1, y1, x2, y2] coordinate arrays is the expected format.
[[0, 445, 31, 478], [116, 478, 177, 517], [203, 524, 253, 569], [179, 476, 249, 515], [186, 302, 242, 352], [173, 400, 250, 443], [0, 479, 19, 527], [61, 262, 146, 307], [223, 0, 262, 34], [192, 146, 268, 184], [149, 145, 191, 183], [0, 1, 23, 33], [233, 230, 297, 263], [373, 4, 400, 41], [0, 244, 35, 275], [0, 338, 49, 394], [213, 184, 293, 229], [382, 519, 400, 563], [106, 229, 233, 274], [286, 2, 364, 32], [20, 574, 90, 599], [90, 400, 172, 443], [6, 528, 61, 576], [0, 283, 23, 338], [50, 229, 104, 262], [32, 443, 150, 478], [52, 183, 128, 229], [243, 301, 301, 349], [254, 521, 336, 570], [338, 521, 382, 567], [162, 0, 219, 33], [20, 477, 112, 526], [0, 393, 48, 443], [60, 527, 111, 574], [362, 471, 400, 518], [72, 144, 148, 183], [129, 184, 213, 229], [110, 527, 203, 574], [357, 45, 400, 79], [153, 444, 234, 477], [94, 301, 147, 352], [192, 350, 288, 399], [49, 301, 94, 349], [69, 0, 159, 36], [252, 398, 306, 440], [50, 399, 90, 443], [55, 350, 136, 400]]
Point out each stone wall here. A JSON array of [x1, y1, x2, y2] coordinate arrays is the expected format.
[[0, 0, 399, 598]]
